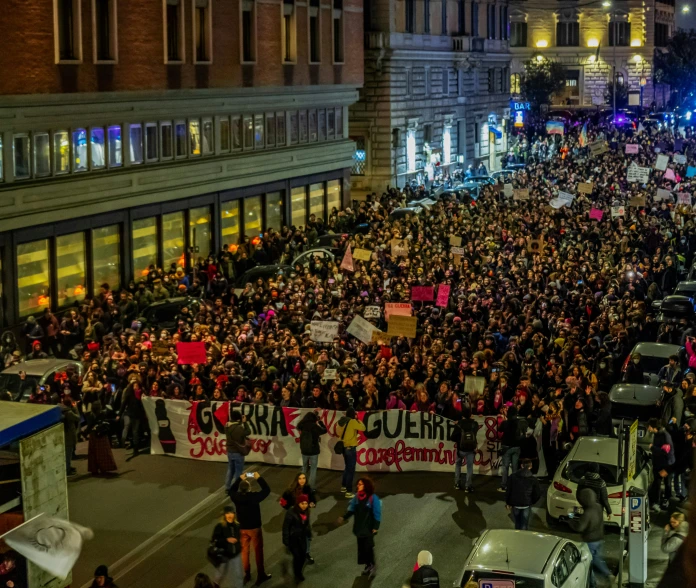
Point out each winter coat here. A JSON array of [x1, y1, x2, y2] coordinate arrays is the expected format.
[[651, 429, 676, 473], [686, 339, 696, 370], [212, 521, 241, 558], [336, 416, 366, 449], [343, 493, 382, 537], [662, 522, 689, 563], [593, 404, 614, 436], [500, 417, 526, 448], [410, 564, 440, 588], [298, 412, 327, 456], [228, 476, 271, 529], [505, 468, 542, 507], [662, 392, 685, 426], [282, 508, 311, 554], [225, 421, 251, 455], [280, 484, 317, 509], [577, 472, 612, 516], [569, 488, 605, 543]]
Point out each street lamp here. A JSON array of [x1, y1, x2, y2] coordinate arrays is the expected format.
[[683, 5, 691, 13]]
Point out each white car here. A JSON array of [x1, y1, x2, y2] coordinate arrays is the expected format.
[[546, 436, 652, 526], [456, 529, 592, 588]]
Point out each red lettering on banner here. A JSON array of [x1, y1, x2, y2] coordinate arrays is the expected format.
[[187, 425, 272, 459], [356, 440, 457, 472]]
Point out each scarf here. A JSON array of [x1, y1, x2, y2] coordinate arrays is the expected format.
[[357, 490, 367, 501]]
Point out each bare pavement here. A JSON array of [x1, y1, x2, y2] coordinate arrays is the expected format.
[[68, 444, 673, 588]]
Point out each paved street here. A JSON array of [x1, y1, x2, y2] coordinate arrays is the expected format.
[[69, 444, 673, 588]]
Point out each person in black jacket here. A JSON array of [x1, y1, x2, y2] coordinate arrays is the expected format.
[[505, 458, 541, 530], [211, 506, 244, 588], [623, 353, 645, 384], [280, 472, 318, 564], [568, 489, 613, 588], [228, 472, 272, 585], [297, 411, 327, 489], [577, 463, 612, 521], [591, 392, 613, 436], [117, 381, 146, 457], [282, 494, 312, 583], [450, 408, 478, 492], [409, 550, 440, 588], [672, 419, 694, 501], [499, 406, 525, 491], [648, 418, 676, 512]]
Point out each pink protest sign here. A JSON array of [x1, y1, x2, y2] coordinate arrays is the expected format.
[[411, 286, 435, 302], [625, 144, 639, 154], [436, 284, 450, 307], [589, 208, 604, 221], [664, 168, 676, 181], [177, 342, 207, 364], [384, 303, 412, 320]]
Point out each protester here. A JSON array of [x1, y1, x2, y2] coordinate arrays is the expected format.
[[409, 550, 440, 588], [338, 477, 381, 578], [648, 418, 676, 512], [210, 506, 244, 588], [662, 512, 689, 563], [577, 463, 612, 521], [505, 458, 541, 530], [60, 394, 80, 476], [336, 408, 366, 498], [569, 489, 614, 588], [193, 573, 214, 588], [297, 411, 327, 489], [282, 494, 312, 583], [498, 407, 526, 492], [85, 401, 117, 476], [90, 564, 117, 588], [225, 411, 251, 491], [451, 407, 478, 491]]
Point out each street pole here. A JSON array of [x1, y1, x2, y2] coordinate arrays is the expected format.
[[618, 422, 629, 587]]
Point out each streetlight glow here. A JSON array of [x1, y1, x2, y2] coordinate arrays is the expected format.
[[602, 1, 611, 6], [683, 5, 691, 13]]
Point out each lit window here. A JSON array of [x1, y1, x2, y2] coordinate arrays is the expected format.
[[54, 131, 70, 175], [266, 113, 276, 147], [291, 186, 307, 228], [327, 179, 341, 212], [511, 73, 521, 94], [107, 125, 122, 167], [129, 123, 143, 164], [254, 115, 264, 149], [94, 0, 117, 61], [193, 0, 212, 63], [241, 0, 256, 62], [56, 232, 86, 307], [309, 0, 321, 62], [220, 117, 231, 152], [309, 183, 325, 220], [17, 240, 50, 317], [175, 121, 187, 157], [55, 0, 82, 62], [245, 195, 262, 234], [202, 118, 214, 154], [145, 123, 159, 161], [162, 211, 185, 270], [265, 191, 283, 231], [282, 0, 296, 63], [73, 128, 88, 172], [90, 128, 105, 169], [243, 115, 254, 149], [34, 133, 51, 177], [443, 126, 451, 164], [407, 129, 416, 172], [189, 206, 211, 261], [92, 225, 120, 292], [332, 0, 344, 63], [276, 112, 286, 146], [609, 19, 631, 47], [165, 0, 185, 62], [13, 135, 30, 180], [161, 122, 173, 160], [221, 202, 240, 247], [189, 119, 201, 156], [132, 217, 158, 278], [351, 136, 366, 175]]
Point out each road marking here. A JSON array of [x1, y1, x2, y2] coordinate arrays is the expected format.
[[79, 466, 271, 588]]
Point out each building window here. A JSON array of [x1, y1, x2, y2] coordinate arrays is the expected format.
[[193, 0, 212, 63], [616, 72, 624, 86], [309, 183, 325, 220], [243, 115, 254, 149], [73, 128, 88, 172], [189, 206, 211, 261], [290, 112, 298, 144], [276, 112, 286, 146], [232, 116, 242, 150], [132, 217, 158, 279], [471, 1, 479, 37], [351, 136, 366, 175], [56, 232, 86, 307], [407, 129, 416, 172], [443, 69, 449, 95], [327, 179, 341, 212], [90, 127, 106, 169], [488, 69, 495, 93], [13, 135, 30, 180], [129, 123, 143, 164], [245, 195, 262, 235], [93, 0, 117, 62], [510, 22, 526, 46], [17, 240, 51, 317], [221, 202, 240, 247], [254, 115, 265, 149], [266, 113, 276, 147], [309, 110, 317, 142], [202, 118, 214, 154], [405, 0, 415, 33], [500, 6, 507, 40], [511, 73, 520, 94], [165, 0, 185, 62], [162, 211, 185, 270], [92, 225, 120, 293], [336, 107, 343, 138], [487, 4, 496, 39], [496, 68, 503, 92], [219, 117, 231, 152], [318, 109, 327, 141], [175, 121, 187, 157], [145, 123, 159, 162], [309, 0, 321, 62], [556, 21, 579, 46], [189, 119, 201, 156], [160, 122, 174, 160], [265, 191, 283, 231], [443, 126, 451, 165], [609, 20, 630, 47], [291, 186, 307, 228], [458, 0, 465, 34], [241, 0, 256, 63], [55, 0, 82, 62], [333, 0, 344, 63], [282, 0, 297, 63], [424, 0, 430, 33], [441, 0, 447, 35], [34, 133, 51, 177], [54, 131, 70, 175], [655, 22, 669, 47], [299, 111, 308, 142], [423, 124, 432, 146], [327, 109, 336, 139]]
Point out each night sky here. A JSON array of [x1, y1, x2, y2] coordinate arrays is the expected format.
[[677, 2, 696, 30]]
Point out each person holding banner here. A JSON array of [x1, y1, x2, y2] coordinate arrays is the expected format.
[[225, 410, 251, 491], [338, 478, 382, 579], [297, 411, 328, 489], [336, 408, 366, 498]]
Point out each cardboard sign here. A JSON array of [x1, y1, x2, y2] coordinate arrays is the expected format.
[[627, 164, 650, 183], [152, 340, 171, 357], [577, 182, 593, 194], [449, 235, 462, 247], [550, 191, 574, 208], [527, 237, 544, 254], [340, 244, 354, 272], [364, 306, 381, 318], [411, 286, 435, 301], [177, 342, 207, 365], [464, 376, 486, 395], [353, 248, 373, 261], [589, 208, 604, 221], [436, 284, 450, 307], [678, 192, 692, 205], [589, 141, 608, 156], [310, 320, 340, 342], [655, 188, 672, 202], [629, 195, 646, 207], [386, 315, 417, 338], [346, 315, 377, 344], [384, 302, 411, 320], [625, 144, 639, 154], [655, 154, 669, 171], [503, 183, 513, 197], [451, 246, 466, 255], [674, 154, 687, 165], [371, 330, 391, 344], [391, 239, 409, 258], [611, 206, 625, 218], [323, 369, 338, 380], [513, 188, 530, 201], [664, 168, 676, 181]]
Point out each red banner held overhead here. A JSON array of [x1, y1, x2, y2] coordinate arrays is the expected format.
[[177, 342, 207, 365]]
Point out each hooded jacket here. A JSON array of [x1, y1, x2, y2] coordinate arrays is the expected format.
[[336, 415, 366, 448], [569, 488, 605, 543], [662, 522, 689, 563], [297, 412, 327, 456]]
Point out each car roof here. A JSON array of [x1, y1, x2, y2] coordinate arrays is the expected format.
[[146, 296, 192, 307], [245, 264, 289, 273], [568, 436, 620, 465], [468, 530, 560, 576], [2, 359, 80, 376], [632, 342, 683, 357], [676, 281, 696, 292], [609, 383, 663, 405]]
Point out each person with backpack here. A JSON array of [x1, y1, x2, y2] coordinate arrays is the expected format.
[[225, 410, 251, 491], [498, 406, 526, 492], [451, 408, 478, 492], [335, 408, 366, 498], [505, 458, 542, 530], [648, 418, 676, 512], [297, 411, 327, 489]]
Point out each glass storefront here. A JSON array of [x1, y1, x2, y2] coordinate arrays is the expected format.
[[309, 183, 325, 220], [327, 179, 341, 213], [56, 232, 86, 307], [34, 133, 51, 177], [245, 195, 262, 235], [92, 225, 121, 292], [189, 206, 211, 261], [291, 186, 307, 228], [162, 212, 185, 271], [132, 217, 158, 278], [221, 201, 240, 248], [54, 131, 70, 174], [265, 191, 283, 231], [17, 240, 50, 317], [73, 128, 88, 172]]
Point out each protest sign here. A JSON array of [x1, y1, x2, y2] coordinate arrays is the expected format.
[[678, 192, 692, 205], [513, 188, 530, 201], [152, 340, 171, 357], [323, 369, 338, 380], [664, 168, 676, 181], [655, 188, 672, 202], [177, 342, 207, 364], [346, 315, 377, 344], [353, 248, 372, 261], [611, 206, 625, 218], [589, 208, 604, 221], [589, 141, 608, 156], [503, 184, 513, 197], [655, 154, 669, 171], [577, 182, 593, 194], [626, 164, 650, 183], [558, 191, 574, 204], [436, 284, 450, 307], [527, 237, 544, 254], [411, 286, 435, 301], [310, 320, 339, 343], [391, 239, 409, 258], [687, 166, 696, 178], [384, 302, 411, 320], [364, 306, 381, 318], [674, 154, 687, 165], [449, 235, 462, 247], [464, 376, 486, 395], [340, 245, 354, 271], [451, 246, 466, 255], [550, 191, 574, 208], [625, 144, 639, 154], [629, 195, 646, 207], [386, 315, 417, 338], [371, 330, 391, 344]]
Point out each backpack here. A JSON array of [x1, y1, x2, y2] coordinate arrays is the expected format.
[[513, 417, 528, 444], [459, 420, 478, 451]]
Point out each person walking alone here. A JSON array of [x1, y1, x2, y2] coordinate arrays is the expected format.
[[297, 411, 327, 489], [225, 410, 251, 491], [210, 506, 244, 588], [451, 407, 478, 492], [337, 477, 382, 578], [228, 471, 272, 586], [577, 463, 612, 521], [336, 408, 365, 498], [505, 458, 541, 530], [282, 494, 312, 584]]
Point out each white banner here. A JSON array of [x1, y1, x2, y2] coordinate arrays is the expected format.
[[143, 399, 506, 475], [627, 164, 650, 183], [310, 321, 339, 342]]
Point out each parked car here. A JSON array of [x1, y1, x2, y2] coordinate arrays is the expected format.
[[622, 342, 687, 385], [140, 296, 202, 333], [293, 248, 337, 268], [389, 207, 422, 220], [505, 163, 527, 171], [609, 383, 663, 442], [455, 529, 592, 588], [234, 264, 292, 287], [654, 295, 696, 324], [546, 436, 652, 526], [466, 175, 496, 186], [0, 359, 84, 402], [674, 281, 696, 303], [314, 225, 370, 249]]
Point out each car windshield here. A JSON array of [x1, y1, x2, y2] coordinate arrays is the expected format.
[[564, 460, 620, 486], [639, 355, 668, 374], [612, 401, 660, 423], [460, 570, 544, 588], [0, 373, 39, 401]]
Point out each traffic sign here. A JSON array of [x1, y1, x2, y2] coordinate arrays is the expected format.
[[627, 420, 638, 481], [479, 581, 515, 588]]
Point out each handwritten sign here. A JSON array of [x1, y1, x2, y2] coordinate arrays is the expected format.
[[449, 235, 462, 247], [323, 369, 338, 380], [625, 144, 639, 154], [629, 195, 646, 207], [411, 286, 435, 302], [589, 208, 604, 221], [390, 239, 409, 258], [177, 342, 207, 365], [655, 154, 669, 171], [346, 315, 378, 344], [611, 206, 625, 218], [627, 164, 650, 183], [340, 244, 354, 272], [550, 191, 574, 208], [451, 246, 466, 255], [353, 248, 372, 261], [152, 340, 172, 357], [589, 141, 608, 156], [674, 154, 687, 165], [513, 188, 530, 201], [384, 302, 411, 320], [503, 184, 513, 197], [310, 320, 340, 343], [371, 330, 391, 344], [436, 284, 450, 307], [577, 182, 594, 194], [664, 168, 676, 181], [655, 188, 672, 202], [386, 315, 417, 338], [364, 306, 381, 318], [464, 376, 486, 395], [678, 192, 692, 205]]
